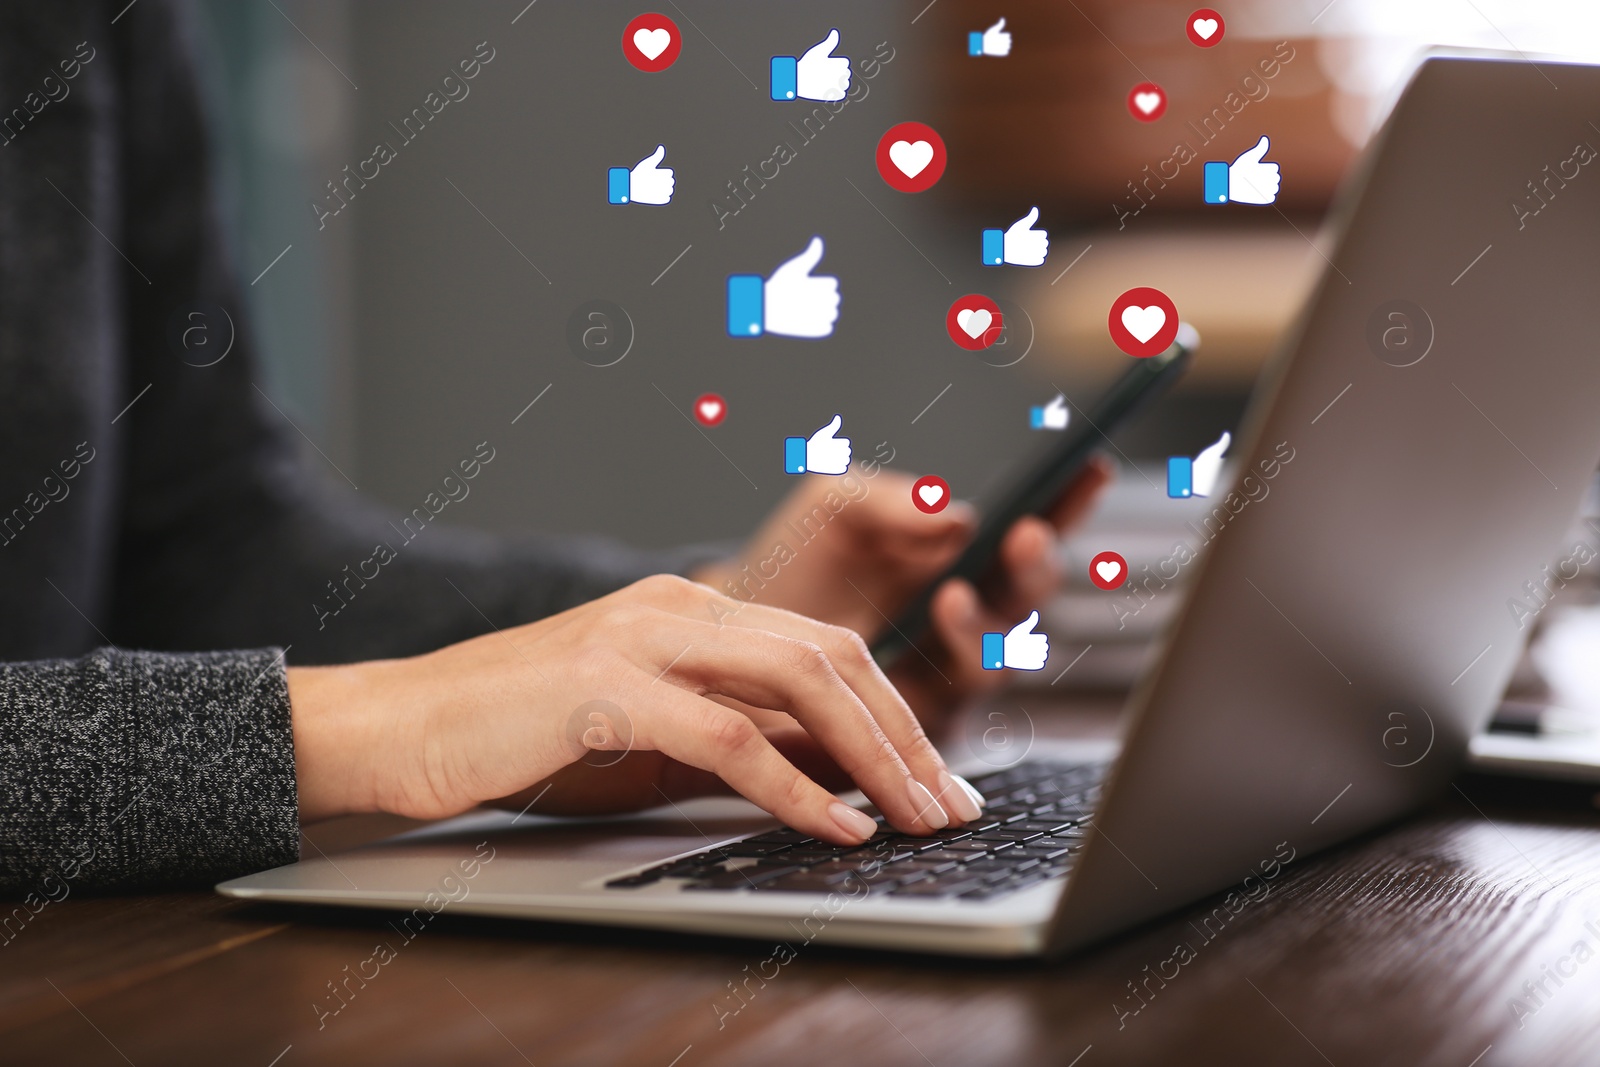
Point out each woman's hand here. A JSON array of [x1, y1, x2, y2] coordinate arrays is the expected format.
[[691, 459, 1115, 734], [287, 575, 986, 842]]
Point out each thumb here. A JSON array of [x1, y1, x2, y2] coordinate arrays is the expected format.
[[1234, 136, 1270, 165], [1198, 430, 1232, 460], [811, 413, 843, 441], [1006, 610, 1041, 637], [1007, 206, 1041, 234], [807, 28, 840, 57], [640, 144, 666, 168], [1046, 394, 1066, 412], [988, 17, 1006, 32], [772, 235, 825, 280]]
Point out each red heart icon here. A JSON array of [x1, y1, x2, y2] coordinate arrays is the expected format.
[[622, 13, 682, 72], [1127, 82, 1167, 122], [1089, 551, 1128, 590], [945, 294, 1004, 351], [912, 475, 950, 514], [1186, 8, 1224, 47], [694, 393, 726, 427], [875, 122, 948, 193], [1107, 286, 1179, 358]]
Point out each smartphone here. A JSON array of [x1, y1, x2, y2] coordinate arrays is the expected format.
[[871, 327, 1196, 668]]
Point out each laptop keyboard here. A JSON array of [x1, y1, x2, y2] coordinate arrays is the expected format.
[[604, 759, 1106, 902]]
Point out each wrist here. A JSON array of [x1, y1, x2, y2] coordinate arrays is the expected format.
[[288, 663, 391, 822]]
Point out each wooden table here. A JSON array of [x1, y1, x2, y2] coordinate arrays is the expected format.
[[5, 699, 1600, 1067]]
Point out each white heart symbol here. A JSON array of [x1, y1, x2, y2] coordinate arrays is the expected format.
[[1121, 305, 1166, 344], [956, 308, 992, 339], [889, 140, 934, 178], [1095, 560, 1122, 583], [1134, 91, 1161, 114], [633, 27, 670, 60], [698, 400, 722, 420], [918, 484, 945, 506], [1193, 17, 1217, 39]]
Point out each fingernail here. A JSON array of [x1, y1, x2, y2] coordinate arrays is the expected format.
[[938, 769, 984, 823], [828, 802, 878, 842], [953, 774, 988, 815], [907, 778, 950, 829]]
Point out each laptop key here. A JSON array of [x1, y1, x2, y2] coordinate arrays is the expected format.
[[770, 848, 852, 865], [747, 829, 814, 845], [757, 872, 892, 893], [959, 856, 1013, 877], [901, 857, 962, 876], [653, 862, 726, 879], [850, 846, 918, 866], [1014, 844, 1074, 862], [802, 861, 873, 881], [929, 828, 975, 842], [1049, 827, 1091, 839], [985, 806, 1032, 821], [914, 848, 978, 867], [721, 841, 797, 857], [937, 839, 997, 854], [975, 829, 1045, 843], [1003, 869, 1054, 890], [683, 864, 810, 890], [876, 836, 949, 853]]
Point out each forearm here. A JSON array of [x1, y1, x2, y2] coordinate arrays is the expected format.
[[0, 648, 298, 894], [112, 466, 735, 666]]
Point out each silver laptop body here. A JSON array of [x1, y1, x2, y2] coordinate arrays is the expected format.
[[219, 54, 1600, 958]]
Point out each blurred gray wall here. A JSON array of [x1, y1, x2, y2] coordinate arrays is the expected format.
[[205, 1, 1103, 548]]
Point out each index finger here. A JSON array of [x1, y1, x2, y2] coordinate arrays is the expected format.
[[689, 598, 987, 829], [627, 681, 883, 846]]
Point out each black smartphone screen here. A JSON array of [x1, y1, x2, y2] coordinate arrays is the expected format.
[[871, 333, 1194, 667]]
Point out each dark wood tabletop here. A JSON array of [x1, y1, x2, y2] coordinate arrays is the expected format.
[[5, 699, 1600, 1067]]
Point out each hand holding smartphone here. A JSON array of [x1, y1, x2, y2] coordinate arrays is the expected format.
[[871, 328, 1195, 668]]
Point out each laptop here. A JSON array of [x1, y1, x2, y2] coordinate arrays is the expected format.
[[219, 54, 1600, 958]]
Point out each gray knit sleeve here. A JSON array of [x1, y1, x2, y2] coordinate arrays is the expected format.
[[0, 647, 298, 894]]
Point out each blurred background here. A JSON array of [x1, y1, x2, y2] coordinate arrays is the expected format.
[[192, 0, 1600, 691]]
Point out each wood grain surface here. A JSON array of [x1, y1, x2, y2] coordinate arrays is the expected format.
[[4, 709, 1600, 1067]]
